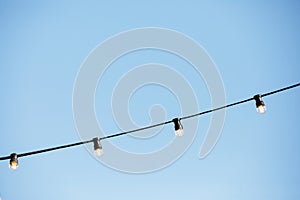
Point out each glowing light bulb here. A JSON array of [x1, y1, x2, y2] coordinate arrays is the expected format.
[[9, 153, 18, 170], [257, 104, 266, 114], [253, 94, 266, 114], [175, 129, 184, 137], [94, 148, 103, 157], [93, 138, 103, 157], [172, 118, 184, 137]]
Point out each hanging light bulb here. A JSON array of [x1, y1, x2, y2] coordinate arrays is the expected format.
[[93, 138, 103, 157], [9, 153, 18, 170], [172, 118, 184, 137], [253, 94, 266, 114]]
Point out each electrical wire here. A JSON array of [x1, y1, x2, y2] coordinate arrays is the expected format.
[[0, 82, 299, 161]]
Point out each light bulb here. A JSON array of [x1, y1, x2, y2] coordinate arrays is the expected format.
[[172, 118, 184, 137], [10, 161, 18, 170], [257, 105, 266, 114], [9, 153, 18, 170], [175, 129, 184, 137], [94, 148, 103, 157]]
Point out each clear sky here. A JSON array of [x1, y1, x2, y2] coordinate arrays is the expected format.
[[1, 1, 300, 199]]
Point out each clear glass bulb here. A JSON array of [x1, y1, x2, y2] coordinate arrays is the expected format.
[[257, 105, 266, 114], [9, 161, 18, 170], [94, 148, 103, 157], [175, 129, 184, 137]]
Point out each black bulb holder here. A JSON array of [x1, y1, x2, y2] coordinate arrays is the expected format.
[[93, 137, 101, 150], [253, 94, 265, 108], [172, 118, 183, 131]]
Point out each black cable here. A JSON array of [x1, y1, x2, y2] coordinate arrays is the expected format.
[[0, 82, 299, 161], [18, 140, 92, 158], [181, 97, 253, 120], [261, 83, 300, 97], [100, 121, 172, 140], [0, 140, 92, 160]]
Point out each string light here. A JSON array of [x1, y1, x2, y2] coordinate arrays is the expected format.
[[93, 138, 103, 157], [253, 94, 266, 114], [172, 118, 184, 137], [0, 82, 299, 170], [9, 153, 18, 170]]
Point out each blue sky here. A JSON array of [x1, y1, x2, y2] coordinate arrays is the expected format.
[[1, 1, 300, 199]]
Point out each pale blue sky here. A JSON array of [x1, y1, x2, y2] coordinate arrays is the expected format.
[[1, 1, 300, 200]]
